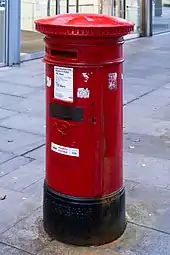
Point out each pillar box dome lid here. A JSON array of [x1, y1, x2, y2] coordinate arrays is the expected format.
[[35, 13, 134, 37]]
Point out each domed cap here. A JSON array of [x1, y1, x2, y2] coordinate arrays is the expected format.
[[35, 13, 134, 37]]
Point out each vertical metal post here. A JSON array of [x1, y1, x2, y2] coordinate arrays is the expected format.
[[0, 7, 5, 63], [56, 0, 60, 14], [111, 0, 115, 16], [66, 0, 69, 13], [100, 0, 103, 14], [6, 0, 21, 66], [123, 0, 126, 18], [140, 0, 152, 37], [47, 0, 51, 16], [149, 0, 153, 36], [76, 0, 79, 12]]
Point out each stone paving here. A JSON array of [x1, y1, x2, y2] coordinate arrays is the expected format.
[[0, 33, 170, 254]]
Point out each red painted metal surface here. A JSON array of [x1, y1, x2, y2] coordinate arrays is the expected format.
[[35, 14, 134, 198]]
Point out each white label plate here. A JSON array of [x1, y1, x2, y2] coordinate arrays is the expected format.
[[54, 66, 73, 102], [51, 142, 79, 157]]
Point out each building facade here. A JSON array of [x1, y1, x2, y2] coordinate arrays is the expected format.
[[0, 0, 170, 66]]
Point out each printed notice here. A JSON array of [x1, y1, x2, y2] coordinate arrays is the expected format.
[[54, 66, 73, 102], [51, 142, 79, 157]]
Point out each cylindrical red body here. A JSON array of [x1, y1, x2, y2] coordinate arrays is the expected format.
[[35, 14, 134, 246]]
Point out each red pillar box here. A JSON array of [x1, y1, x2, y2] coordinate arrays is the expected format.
[[35, 13, 134, 246]]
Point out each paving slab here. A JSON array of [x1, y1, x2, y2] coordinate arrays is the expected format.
[[123, 83, 157, 105], [0, 243, 30, 255], [124, 102, 158, 120], [3, 90, 45, 118], [125, 179, 139, 192], [22, 178, 44, 199], [0, 94, 22, 109], [124, 132, 170, 160], [124, 115, 170, 137], [0, 73, 45, 88], [147, 72, 170, 85], [125, 86, 170, 108], [0, 207, 52, 254], [124, 152, 170, 188], [123, 76, 163, 89], [37, 222, 170, 255], [0, 126, 45, 155], [152, 104, 170, 121], [0, 81, 35, 97], [0, 160, 45, 192], [126, 183, 170, 234], [0, 61, 44, 78], [0, 151, 15, 165], [0, 113, 45, 136], [25, 145, 45, 162], [0, 108, 16, 121], [0, 156, 33, 178], [0, 186, 41, 235]]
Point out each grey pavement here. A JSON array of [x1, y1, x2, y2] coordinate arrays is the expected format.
[[0, 32, 170, 254]]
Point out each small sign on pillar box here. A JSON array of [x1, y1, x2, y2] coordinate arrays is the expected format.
[[35, 13, 134, 246]]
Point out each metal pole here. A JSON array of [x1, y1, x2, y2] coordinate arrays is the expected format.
[[56, 0, 60, 14], [66, 0, 69, 13], [123, 0, 126, 18], [6, 0, 21, 65], [140, 0, 152, 37], [99, 0, 103, 14], [111, 0, 114, 16], [149, 0, 153, 36], [47, 0, 51, 16], [0, 7, 5, 63], [76, 0, 79, 12]]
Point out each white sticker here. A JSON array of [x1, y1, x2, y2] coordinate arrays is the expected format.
[[54, 66, 73, 102], [108, 72, 117, 90], [46, 76, 51, 87], [51, 142, 79, 157], [77, 88, 90, 99], [82, 73, 90, 82]]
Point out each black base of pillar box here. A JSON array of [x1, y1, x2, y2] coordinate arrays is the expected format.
[[43, 182, 126, 246]]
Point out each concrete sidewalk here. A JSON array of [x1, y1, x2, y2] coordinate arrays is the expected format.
[[0, 33, 170, 254]]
